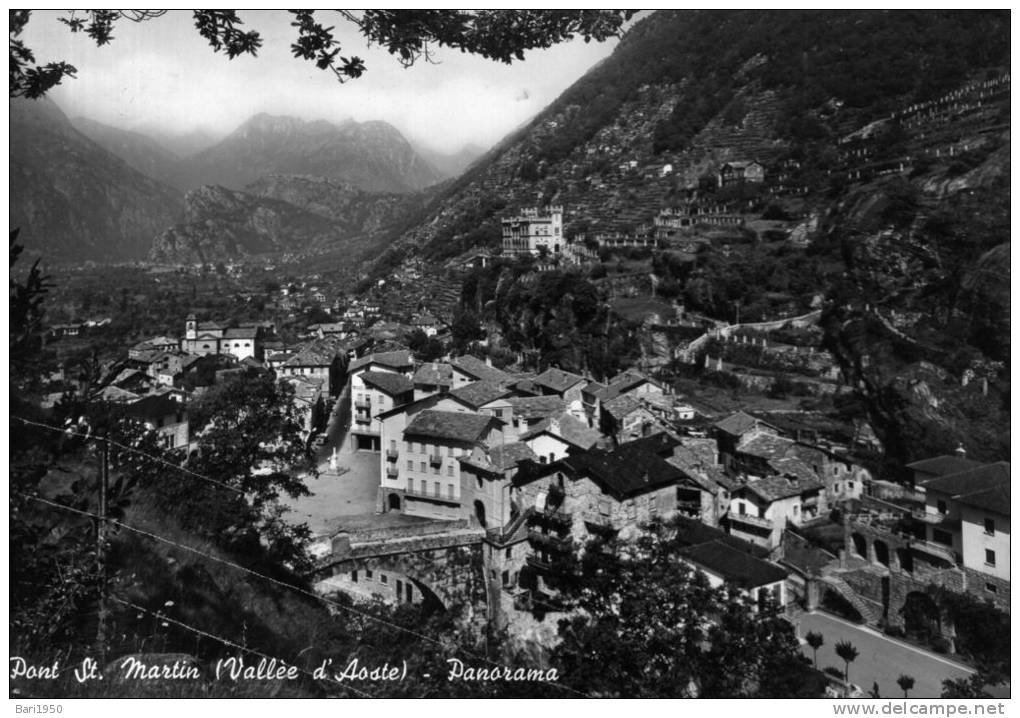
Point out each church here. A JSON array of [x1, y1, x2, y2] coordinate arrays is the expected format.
[[180, 313, 264, 361]]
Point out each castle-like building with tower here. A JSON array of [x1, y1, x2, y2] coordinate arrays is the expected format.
[[500, 206, 564, 256], [180, 313, 265, 361]]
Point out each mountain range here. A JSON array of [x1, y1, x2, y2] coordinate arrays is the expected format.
[[12, 105, 476, 262]]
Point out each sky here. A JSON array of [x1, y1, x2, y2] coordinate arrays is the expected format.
[[20, 10, 627, 155]]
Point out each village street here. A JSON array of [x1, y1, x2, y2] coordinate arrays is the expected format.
[[796, 612, 975, 699]]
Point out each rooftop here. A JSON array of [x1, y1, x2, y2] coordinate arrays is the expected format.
[[740, 471, 824, 503], [715, 411, 771, 437], [404, 409, 501, 444], [360, 371, 414, 396], [284, 339, 339, 367], [923, 462, 1010, 515], [413, 362, 453, 387], [533, 367, 587, 394], [519, 413, 602, 450], [449, 355, 514, 384], [350, 349, 415, 373], [506, 395, 566, 420], [562, 439, 685, 499], [680, 540, 788, 589], [448, 381, 513, 409], [907, 454, 982, 478]]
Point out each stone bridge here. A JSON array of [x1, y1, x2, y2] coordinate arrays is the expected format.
[[307, 518, 493, 626]]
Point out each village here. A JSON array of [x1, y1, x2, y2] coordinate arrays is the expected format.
[[31, 176, 1010, 698]]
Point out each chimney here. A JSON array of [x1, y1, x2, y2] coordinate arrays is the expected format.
[[955, 443, 967, 459]]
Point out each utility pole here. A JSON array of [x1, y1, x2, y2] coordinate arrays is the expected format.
[[96, 435, 109, 663]]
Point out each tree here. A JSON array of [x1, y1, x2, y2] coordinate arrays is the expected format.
[[805, 630, 824, 668], [897, 674, 915, 698], [834, 639, 859, 693], [10, 10, 636, 98], [549, 521, 825, 698]]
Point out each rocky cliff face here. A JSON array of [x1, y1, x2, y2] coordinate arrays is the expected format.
[[9, 98, 183, 262], [171, 114, 442, 193]]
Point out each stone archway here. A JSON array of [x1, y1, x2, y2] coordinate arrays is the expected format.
[[902, 591, 941, 642], [474, 500, 487, 528], [874, 540, 890, 567], [851, 532, 868, 559], [388, 493, 401, 511], [896, 547, 913, 573]]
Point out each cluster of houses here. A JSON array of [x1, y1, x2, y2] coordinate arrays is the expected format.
[[339, 346, 900, 608]]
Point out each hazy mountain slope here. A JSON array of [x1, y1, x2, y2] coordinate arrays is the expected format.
[[72, 115, 185, 191], [9, 98, 183, 262], [172, 114, 442, 193], [150, 175, 432, 264], [414, 142, 487, 180]]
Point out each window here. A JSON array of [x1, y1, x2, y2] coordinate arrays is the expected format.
[[432, 464, 440, 475], [984, 518, 995, 535], [848, 481, 854, 491], [420, 479, 426, 494], [548, 453, 555, 464], [396, 579, 403, 596], [365, 569, 372, 580], [933, 529, 953, 546], [351, 570, 358, 583], [413, 442, 420, 453], [420, 462, 426, 473], [447, 465, 454, 477], [539, 456, 547, 464], [447, 484, 455, 499], [739, 503, 746, 516], [502, 570, 510, 586], [433, 482, 440, 497], [448, 445, 454, 457], [505, 547, 512, 559], [407, 459, 413, 470], [476, 476, 483, 490], [390, 440, 396, 451], [494, 409, 504, 418], [937, 499, 947, 514], [404, 440, 410, 452], [985, 549, 996, 566], [793, 505, 799, 515], [986, 583, 998, 594], [834, 483, 841, 493], [381, 574, 388, 584]]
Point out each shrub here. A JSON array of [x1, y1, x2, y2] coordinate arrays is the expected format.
[[823, 666, 845, 679], [931, 637, 952, 654]]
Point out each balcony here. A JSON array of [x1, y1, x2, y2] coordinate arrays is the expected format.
[[385, 449, 399, 461], [355, 398, 371, 409], [354, 414, 371, 425], [528, 529, 573, 553], [386, 466, 399, 479], [528, 509, 572, 532], [909, 538, 960, 566], [403, 485, 459, 505], [429, 454, 444, 467], [581, 511, 617, 537], [730, 513, 774, 531], [677, 500, 702, 513]]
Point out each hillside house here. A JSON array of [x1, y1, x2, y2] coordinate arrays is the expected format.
[[124, 395, 189, 450], [501, 206, 564, 256], [718, 160, 766, 187]]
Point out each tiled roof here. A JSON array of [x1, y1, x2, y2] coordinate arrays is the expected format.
[[350, 350, 415, 372], [738, 432, 795, 459], [448, 381, 512, 409], [284, 375, 325, 404], [602, 394, 646, 420], [533, 367, 587, 394], [519, 413, 602, 450], [672, 515, 769, 557], [360, 371, 414, 396], [125, 394, 183, 420], [741, 472, 824, 503], [562, 439, 685, 499], [223, 327, 259, 339], [680, 540, 788, 589], [923, 462, 1010, 516], [413, 362, 453, 387], [284, 340, 338, 367], [714, 411, 764, 436], [404, 410, 499, 444], [618, 432, 682, 457], [907, 455, 982, 478], [506, 395, 565, 420], [486, 442, 537, 471], [449, 355, 514, 384]]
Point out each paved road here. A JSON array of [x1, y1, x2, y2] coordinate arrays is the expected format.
[[796, 612, 973, 698]]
